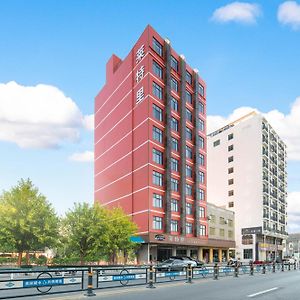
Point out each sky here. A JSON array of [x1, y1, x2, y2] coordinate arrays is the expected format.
[[0, 0, 299, 231]]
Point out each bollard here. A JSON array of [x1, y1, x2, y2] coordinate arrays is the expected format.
[[147, 265, 156, 289], [288, 262, 291, 271], [84, 267, 96, 297], [213, 263, 219, 280], [282, 262, 284, 272], [272, 261, 275, 273], [249, 262, 254, 276], [186, 263, 193, 283], [262, 263, 266, 274], [234, 263, 238, 278], [294, 262, 296, 270]]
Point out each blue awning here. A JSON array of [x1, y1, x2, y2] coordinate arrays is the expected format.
[[130, 236, 145, 243]]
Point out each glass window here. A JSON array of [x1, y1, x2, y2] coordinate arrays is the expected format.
[[186, 164, 193, 178], [152, 61, 163, 79], [228, 201, 234, 208], [228, 167, 234, 174], [153, 216, 162, 230], [171, 220, 178, 232], [199, 84, 204, 97], [186, 71, 192, 85], [153, 171, 163, 186], [228, 156, 234, 163], [199, 119, 205, 132], [152, 126, 163, 143], [228, 133, 234, 140], [172, 137, 179, 152], [153, 193, 163, 208], [186, 90, 192, 104], [228, 230, 234, 239], [199, 224, 206, 236], [186, 127, 192, 140], [199, 101, 205, 114], [220, 228, 225, 237], [171, 77, 178, 92], [228, 190, 234, 196], [171, 178, 179, 192], [171, 157, 179, 172], [152, 82, 163, 100], [186, 109, 193, 123], [153, 148, 163, 165], [186, 184, 192, 196], [213, 139, 220, 147], [186, 145, 192, 159], [152, 104, 163, 122], [228, 178, 234, 185], [199, 136, 204, 149], [186, 222, 193, 234], [171, 56, 178, 72], [199, 171, 205, 184], [171, 198, 179, 212], [243, 249, 253, 260], [153, 38, 163, 56], [228, 219, 233, 227], [186, 202, 192, 215], [199, 153, 205, 166], [198, 189, 205, 201], [228, 145, 234, 151], [171, 117, 178, 131], [171, 97, 178, 111], [209, 227, 215, 235], [199, 206, 205, 218]]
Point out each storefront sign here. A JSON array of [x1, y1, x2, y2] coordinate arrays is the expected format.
[[241, 227, 262, 235], [155, 234, 165, 241]]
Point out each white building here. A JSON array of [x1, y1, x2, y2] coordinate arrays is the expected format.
[[207, 112, 288, 262]]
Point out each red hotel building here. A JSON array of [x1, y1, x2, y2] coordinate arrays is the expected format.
[[95, 25, 228, 262]]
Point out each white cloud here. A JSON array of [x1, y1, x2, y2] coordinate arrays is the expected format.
[[287, 191, 300, 233], [83, 114, 94, 131], [0, 81, 91, 149], [278, 1, 300, 30], [207, 97, 300, 161], [211, 2, 261, 24], [69, 151, 94, 162]]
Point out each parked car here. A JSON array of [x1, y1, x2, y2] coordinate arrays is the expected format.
[[283, 257, 295, 264], [156, 258, 197, 271], [170, 256, 204, 266]]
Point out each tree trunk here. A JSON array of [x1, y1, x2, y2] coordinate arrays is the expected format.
[[80, 253, 84, 266], [18, 252, 23, 266], [25, 252, 30, 265]]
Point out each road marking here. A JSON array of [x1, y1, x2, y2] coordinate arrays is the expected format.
[[247, 287, 279, 298]]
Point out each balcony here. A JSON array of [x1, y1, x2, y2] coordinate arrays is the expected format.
[[263, 213, 269, 219], [279, 219, 285, 224], [271, 203, 278, 210], [271, 216, 278, 222]]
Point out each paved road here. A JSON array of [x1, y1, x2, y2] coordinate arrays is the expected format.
[[13, 269, 300, 300]]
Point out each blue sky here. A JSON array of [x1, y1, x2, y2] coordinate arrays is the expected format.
[[0, 0, 300, 229]]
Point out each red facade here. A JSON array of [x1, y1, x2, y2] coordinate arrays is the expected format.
[[95, 25, 207, 249]]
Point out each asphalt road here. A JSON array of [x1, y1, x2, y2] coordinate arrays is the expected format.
[[12, 269, 300, 300]]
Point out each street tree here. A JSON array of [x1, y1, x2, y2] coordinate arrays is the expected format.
[[0, 178, 59, 266]]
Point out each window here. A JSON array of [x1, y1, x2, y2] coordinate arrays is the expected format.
[[209, 227, 215, 235], [186, 222, 193, 234], [243, 249, 253, 260], [213, 139, 220, 147], [199, 136, 204, 149], [186, 90, 192, 104], [228, 156, 234, 163], [199, 84, 204, 97], [153, 148, 163, 165], [186, 71, 192, 85], [186, 164, 193, 178], [186, 109, 192, 122], [186, 127, 192, 140], [152, 104, 163, 122], [171, 157, 179, 172], [172, 137, 179, 152], [152, 82, 163, 99], [171, 178, 179, 192], [153, 193, 163, 208], [186, 184, 192, 196], [171, 117, 178, 131], [198, 188, 205, 200], [228, 145, 234, 151], [228, 201, 234, 208], [228, 178, 234, 185], [228, 167, 234, 174], [153, 171, 163, 186], [199, 224, 206, 236], [171, 220, 178, 232], [210, 214, 216, 223], [152, 61, 163, 79], [219, 217, 225, 225], [171, 77, 178, 92], [171, 97, 178, 111], [220, 228, 225, 237], [186, 202, 192, 215], [199, 153, 205, 166], [186, 146, 192, 159], [199, 206, 205, 218], [199, 119, 205, 132], [228, 219, 233, 227], [228, 230, 234, 239], [153, 126, 163, 143], [228, 133, 234, 140], [199, 171, 205, 184], [153, 38, 163, 56], [171, 56, 178, 71], [153, 216, 162, 230], [171, 198, 179, 212], [199, 101, 204, 114]]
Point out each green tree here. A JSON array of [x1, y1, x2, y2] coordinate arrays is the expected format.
[[0, 179, 59, 266]]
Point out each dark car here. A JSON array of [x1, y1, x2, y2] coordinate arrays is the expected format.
[[156, 258, 197, 271]]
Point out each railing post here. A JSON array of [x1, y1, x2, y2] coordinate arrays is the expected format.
[[272, 261, 275, 273], [249, 261, 254, 276], [234, 263, 238, 278], [147, 265, 156, 288], [213, 263, 219, 280], [262, 262, 266, 274], [186, 263, 193, 283], [281, 262, 284, 272], [84, 266, 96, 297], [288, 262, 291, 271], [294, 262, 296, 270]]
